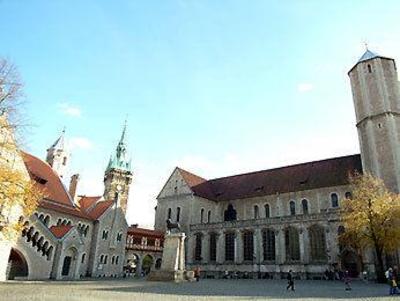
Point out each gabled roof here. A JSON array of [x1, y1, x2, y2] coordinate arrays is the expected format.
[[175, 154, 362, 202], [22, 152, 74, 207], [86, 200, 114, 220], [49, 224, 73, 238], [78, 196, 102, 211]]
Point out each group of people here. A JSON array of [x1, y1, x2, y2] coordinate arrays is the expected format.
[[386, 266, 400, 295]]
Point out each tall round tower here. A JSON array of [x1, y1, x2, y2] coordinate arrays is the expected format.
[[348, 49, 400, 192]]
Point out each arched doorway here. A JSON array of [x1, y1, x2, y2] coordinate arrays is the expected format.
[[341, 250, 360, 278], [61, 247, 78, 279], [142, 255, 154, 275], [155, 258, 162, 270], [7, 248, 29, 280], [125, 253, 140, 275]]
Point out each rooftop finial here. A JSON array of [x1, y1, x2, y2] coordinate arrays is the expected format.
[[364, 42, 369, 51], [62, 126, 66, 134]]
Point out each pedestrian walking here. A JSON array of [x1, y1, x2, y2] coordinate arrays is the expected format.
[[386, 267, 398, 295], [194, 266, 201, 282], [286, 270, 295, 291], [344, 270, 351, 291]]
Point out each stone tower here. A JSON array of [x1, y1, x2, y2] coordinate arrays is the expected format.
[[348, 49, 400, 193], [103, 121, 133, 215], [46, 128, 68, 178]]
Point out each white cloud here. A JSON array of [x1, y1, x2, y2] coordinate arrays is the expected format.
[[297, 83, 314, 93], [69, 137, 93, 150], [58, 103, 82, 117]]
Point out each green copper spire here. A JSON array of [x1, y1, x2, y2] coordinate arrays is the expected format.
[[106, 121, 132, 173]]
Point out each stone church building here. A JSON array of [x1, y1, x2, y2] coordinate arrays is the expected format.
[[154, 49, 400, 279], [1, 123, 133, 280]]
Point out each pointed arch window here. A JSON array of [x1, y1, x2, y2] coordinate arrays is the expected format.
[[289, 201, 296, 216], [200, 208, 204, 223], [176, 207, 181, 222], [224, 204, 237, 221], [254, 205, 259, 219], [264, 204, 270, 218], [167, 208, 172, 220], [285, 227, 300, 261], [207, 210, 211, 223], [309, 225, 327, 261], [331, 193, 339, 208], [302, 199, 309, 214], [262, 229, 275, 261]]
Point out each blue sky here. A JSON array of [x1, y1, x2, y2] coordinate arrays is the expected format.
[[2, 0, 400, 227]]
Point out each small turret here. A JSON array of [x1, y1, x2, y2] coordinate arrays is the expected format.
[[46, 128, 69, 178]]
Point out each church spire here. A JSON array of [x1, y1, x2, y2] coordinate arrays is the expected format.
[[106, 121, 132, 173], [46, 127, 69, 178]]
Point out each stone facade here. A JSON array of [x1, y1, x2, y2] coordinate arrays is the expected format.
[[154, 49, 400, 280]]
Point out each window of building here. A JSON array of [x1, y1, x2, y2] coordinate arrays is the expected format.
[[111, 256, 115, 264], [345, 192, 352, 199], [225, 232, 235, 261], [81, 253, 86, 264], [104, 255, 108, 264], [207, 210, 211, 223], [102, 230, 109, 240], [167, 208, 172, 220], [302, 199, 309, 214], [254, 205, 259, 219], [117, 232, 123, 242], [100, 255, 104, 263], [289, 201, 296, 216], [265, 204, 270, 218], [368, 64, 372, 73], [309, 225, 327, 261], [285, 227, 300, 261], [116, 256, 119, 264], [194, 233, 202, 261], [209, 233, 217, 262], [224, 204, 237, 221], [176, 207, 181, 222], [331, 193, 339, 208], [200, 208, 204, 223], [243, 231, 254, 261], [262, 229, 275, 261]]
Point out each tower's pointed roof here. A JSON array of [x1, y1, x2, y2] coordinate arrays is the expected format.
[[49, 128, 66, 150], [106, 121, 132, 173], [358, 49, 379, 63]]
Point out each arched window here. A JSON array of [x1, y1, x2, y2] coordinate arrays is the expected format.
[[111, 256, 115, 264], [104, 255, 108, 264], [116, 256, 119, 264], [264, 204, 270, 218], [207, 210, 211, 223], [194, 233, 202, 261], [224, 204, 237, 221], [345, 192, 352, 199], [176, 207, 181, 222], [200, 208, 204, 223], [254, 205, 259, 219], [209, 233, 217, 262], [368, 64, 372, 73], [167, 208, 172, 220], [302, 199, 308, 214], [43, 215, 50, 226], [81, 253, 86, 263], [225, 232, 235, 261], [243, 231, 254, 261], [309, 225, 327, 261], [289, 201, 296, 216], [262, 229, 275, 261], [331, 193, 339, 208], [285, 227, 300, 261], [338, 225, 346, 252], [100, 255, 104, 263]]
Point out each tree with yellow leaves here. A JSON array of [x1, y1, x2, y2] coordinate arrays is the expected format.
[[0, 58, 42, 241], [340, 173, 400, 282]]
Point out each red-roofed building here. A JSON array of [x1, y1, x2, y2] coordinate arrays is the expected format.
[[124, 225, 164, 276], [2, 124, 134, 281]]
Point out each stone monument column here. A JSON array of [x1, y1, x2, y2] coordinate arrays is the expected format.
[[201, 232, 209, 263]]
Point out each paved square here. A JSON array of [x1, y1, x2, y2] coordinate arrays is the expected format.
[[0, 279, 397, 301]]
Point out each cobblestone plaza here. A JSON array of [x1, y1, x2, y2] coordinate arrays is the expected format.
[[0, 278, 396, 301]]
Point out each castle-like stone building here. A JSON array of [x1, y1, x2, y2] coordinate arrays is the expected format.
[[154, 49, 400, 279], [1, 123, 133, 280]]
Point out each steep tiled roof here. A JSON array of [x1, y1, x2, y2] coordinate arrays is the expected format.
[[86, 200, 114, 220], [22, 152, 74, 207], [178, 154, 362, 201], [78, 196, 102, 211], [49, 224, 73, 238]]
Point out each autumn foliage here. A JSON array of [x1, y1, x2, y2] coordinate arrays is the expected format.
[[340, 172, 400, 282]]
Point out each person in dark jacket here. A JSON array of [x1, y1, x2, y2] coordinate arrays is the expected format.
[[286, 270, 295, 291]]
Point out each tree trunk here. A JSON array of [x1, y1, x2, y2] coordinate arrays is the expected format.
[[374, 245, 386, 283]]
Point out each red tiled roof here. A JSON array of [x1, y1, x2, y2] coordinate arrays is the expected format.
[[127, 227, 164, 238], [49, 225, 73, 238], [86, 200, 114, 220], [22, 152, 74, 207], [178, 154, 362, 201], [78, 196, 101, 211]]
